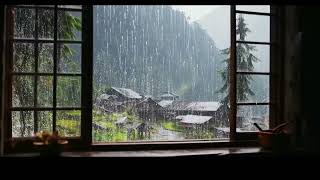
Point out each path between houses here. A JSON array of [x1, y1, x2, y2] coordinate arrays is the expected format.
[[150, 126, 185, 141]]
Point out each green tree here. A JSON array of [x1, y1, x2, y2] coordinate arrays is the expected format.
[[217, 14, 259, 105]]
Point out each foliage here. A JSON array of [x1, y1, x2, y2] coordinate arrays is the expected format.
[[162, 121, 183, 132], [217, 14, 260, 105]]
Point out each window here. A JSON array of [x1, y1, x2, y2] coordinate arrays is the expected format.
[[2, 5, 279, 151], [92, 5, 231, 142], [5, 5, 84, 140], [233, 6, 272, 135]]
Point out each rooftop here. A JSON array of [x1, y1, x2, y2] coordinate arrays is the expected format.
[[158, 100, 174, 108], [185, 102, 221, 111], [112, 87, 142, 99], [169, 101, 221, 111], [177, 115, 213, 124]]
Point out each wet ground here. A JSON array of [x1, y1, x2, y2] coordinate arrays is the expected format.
[[150, 126, 185, 141]]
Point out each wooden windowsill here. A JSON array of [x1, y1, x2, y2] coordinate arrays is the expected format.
[[5, 146, 272, 157], [62, 147, 266, 157]]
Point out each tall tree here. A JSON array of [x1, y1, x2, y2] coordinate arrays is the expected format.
[[217, 14, 259, 105]]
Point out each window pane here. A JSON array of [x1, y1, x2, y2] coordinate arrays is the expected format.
[[37, 111, 53, 132], [37, 76, 53, 107], [38, 9, 54, 40], [12, 75, 34, 107], [38, 43, 54, 73], [56, 110, 81, 137], [237, 75, 269, 103], [12, 111, 34, 137], [13, 43, 34, 72], [237, 43, 270, 73], [57, 43, 81, 73], [93, 5, 230, 142], [236, 5, 270, 13], [58, 10, 82, 41], [237, 105, 269, 132], [13, 8, 35, 39], [57, 76, 81, 107], [236, 13, 270, 43]]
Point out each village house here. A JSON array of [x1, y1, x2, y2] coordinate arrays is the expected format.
[[134, 97, 165, 122], [105, 87, 143, 102], [159, 92, 179, 101], [166, 101, 229, 127]]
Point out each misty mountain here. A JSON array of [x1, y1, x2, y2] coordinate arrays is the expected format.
[[93, 6, 224, 101]]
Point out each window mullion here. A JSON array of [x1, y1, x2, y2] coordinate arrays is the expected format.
[[81, 5, 93, 145], [229, 5, 237, 141], [33, 7, 38, 133], [52, 5, 58, 132]]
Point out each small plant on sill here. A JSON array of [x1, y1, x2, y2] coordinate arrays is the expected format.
[[33, 131, 68, 156], [33, 131, 68, 145]]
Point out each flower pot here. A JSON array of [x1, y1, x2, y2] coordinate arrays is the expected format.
[[34, 141, 67, 157], [258, 131, 291, 152]]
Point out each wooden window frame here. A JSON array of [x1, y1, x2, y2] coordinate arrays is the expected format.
[[2, 5, 90, 153], [1, 5, 283, 153]]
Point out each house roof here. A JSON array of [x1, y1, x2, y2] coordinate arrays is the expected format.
[[115, 116, 128, 124], [168, 101, 190, 110], [160, 92, 179, 98], [177, 115, 213, 124], [98, 94, 118, 100], [158, 100, 174, 108], [111, 87, 142, 99], [185, 102, 221, 111], [168, 101, 221, 112], [135, 97, 163, 109]]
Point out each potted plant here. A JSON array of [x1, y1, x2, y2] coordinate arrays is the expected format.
[[33, 131, 68, 157]]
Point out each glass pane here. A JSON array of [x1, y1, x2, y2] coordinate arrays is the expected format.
[[12, 111, 34, 137], [38, 111, 53, 132], [58, 5, 82, 9], [237, 75, 269, 103], [57, 44, 81, 73], [38, 43, 54, 73], [58, 10, 82, 41], [37, 76, 53, 107], [12, 76, 34, 107], [93, 5, 231, 142], [237, 43, 270, 72], [236, 5, 270, 13], [57, 110, 81, 137], [57, 76, 81, 107], [38, 9, 54, 40], [13, 43, 34, 72], [13, 8, 35, 39], [237, 105, 269, 132], [236, 13, 270, 42]]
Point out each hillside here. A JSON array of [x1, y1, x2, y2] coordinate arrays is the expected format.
[[93, 6, 224, 101]]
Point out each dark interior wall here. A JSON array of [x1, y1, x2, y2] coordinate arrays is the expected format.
[[282, 6, 302, 149], [0, 5, 4, 156], [298, 6, 320, 152]]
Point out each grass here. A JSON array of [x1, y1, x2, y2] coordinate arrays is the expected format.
[[56, 119, 80, 136], [92, 109, 142, 142], [162, 121, 184, 132]]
